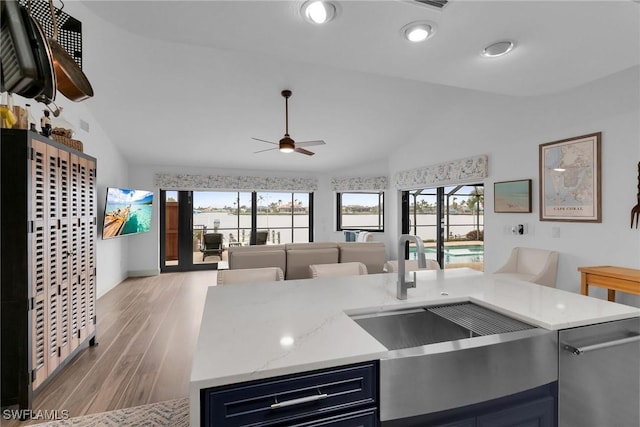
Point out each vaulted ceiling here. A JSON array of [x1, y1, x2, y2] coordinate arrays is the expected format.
[[74, 0, 639, 172]]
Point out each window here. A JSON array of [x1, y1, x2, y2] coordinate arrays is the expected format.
[[337, 192, 384, 232], [257, 192, 312, 244]]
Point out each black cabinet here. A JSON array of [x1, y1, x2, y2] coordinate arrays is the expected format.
[[201, 361, 378, 427], [1, 129, 97, 410], [476, 396, 554, 427], [383, 382, 557, 427]]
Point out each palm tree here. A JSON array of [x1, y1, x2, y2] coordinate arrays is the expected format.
[[468, 187, 484, 239]]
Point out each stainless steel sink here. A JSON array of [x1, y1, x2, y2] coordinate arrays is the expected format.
[[351, 302, 536, 350], [349, 302, 558, 423]]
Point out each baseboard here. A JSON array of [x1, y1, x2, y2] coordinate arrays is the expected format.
[[127, 269, 161, 277]]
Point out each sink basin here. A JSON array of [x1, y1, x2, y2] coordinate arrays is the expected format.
[[349, 302, 558, 423], [351, 308, 478, 350], [350, 302, 534, 351]]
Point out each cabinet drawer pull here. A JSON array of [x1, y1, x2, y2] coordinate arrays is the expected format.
[[270, 393, 328, 409], [563, 333, 640, 355]]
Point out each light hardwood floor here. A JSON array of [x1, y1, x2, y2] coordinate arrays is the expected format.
[[6, 271, 215, 426]]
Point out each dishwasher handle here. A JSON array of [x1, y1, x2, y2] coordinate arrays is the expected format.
[[563, 333, 640, 355]]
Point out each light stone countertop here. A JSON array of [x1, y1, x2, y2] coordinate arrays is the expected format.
[[189, 268, 640, 426]]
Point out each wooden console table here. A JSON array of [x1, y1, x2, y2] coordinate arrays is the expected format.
[[578, 266, 640, 302]]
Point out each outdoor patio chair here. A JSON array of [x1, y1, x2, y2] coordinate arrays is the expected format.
[[254, 230, 269, 245], [201, 232, 224, 261]]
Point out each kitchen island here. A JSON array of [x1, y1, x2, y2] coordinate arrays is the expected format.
[[190, 268, 640, 426]]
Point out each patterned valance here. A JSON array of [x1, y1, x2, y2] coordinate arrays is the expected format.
[[154, 173, 318, 192], [394, 155, 488, 190], [331, 176, 388, 192]]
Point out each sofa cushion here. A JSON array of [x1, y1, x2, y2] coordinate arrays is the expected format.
[[285, 242, 338, 251], [217, 267, 284, 285], [286, 247, 339, 280], [228, 246, 286, 272], [338, 242, 386, 274]]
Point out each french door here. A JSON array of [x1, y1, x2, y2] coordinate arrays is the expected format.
[[160, 190, 221, 272]]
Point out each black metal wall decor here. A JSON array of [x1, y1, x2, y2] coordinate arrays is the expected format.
[[19, 0, 84, 69]]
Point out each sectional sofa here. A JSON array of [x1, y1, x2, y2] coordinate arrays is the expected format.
[[227, 242, 386, 280]]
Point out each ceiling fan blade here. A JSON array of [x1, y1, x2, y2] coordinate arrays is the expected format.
[[251, 137, 278, 145], [295, 147, 315, 156], [253, 147, 278, 154], [296, 140, 326, 147]]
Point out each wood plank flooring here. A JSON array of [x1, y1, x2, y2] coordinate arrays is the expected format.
[[5, 271, 215, 426]]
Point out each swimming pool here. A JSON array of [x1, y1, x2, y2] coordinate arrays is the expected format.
[[410, 244, 484, 264]]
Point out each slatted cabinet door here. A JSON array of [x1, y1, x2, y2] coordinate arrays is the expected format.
[[84, 158, 97, 336], [58, 150, 72, 363], [29, 140, 48, 390]]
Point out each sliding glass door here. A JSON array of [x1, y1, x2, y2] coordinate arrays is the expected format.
[[160, 190, 314, 272], [402, 184, 484, 270]]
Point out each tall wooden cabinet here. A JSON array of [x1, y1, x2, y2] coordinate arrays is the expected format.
[[1, 129, 97, 410]]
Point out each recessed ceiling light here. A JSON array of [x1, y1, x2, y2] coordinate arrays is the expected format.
[[482, 40, 515, 58], [302, 1, 337, 25], [401, 21, 437, 43]]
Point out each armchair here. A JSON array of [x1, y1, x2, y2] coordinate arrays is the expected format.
[[493, 247, 559, 287]]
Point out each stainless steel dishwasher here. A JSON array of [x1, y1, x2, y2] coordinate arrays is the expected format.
[[559, 317, 640, 427]]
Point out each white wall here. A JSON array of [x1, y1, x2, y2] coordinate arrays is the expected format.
[[388, 66, 640, 307]]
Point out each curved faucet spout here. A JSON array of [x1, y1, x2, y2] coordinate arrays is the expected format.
[[397, 234, 427, 300]]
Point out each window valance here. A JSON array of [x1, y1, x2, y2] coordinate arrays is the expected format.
[[394, 155, 488, 190], [330, 176, 388, 192], [154, 173, 318, 192]]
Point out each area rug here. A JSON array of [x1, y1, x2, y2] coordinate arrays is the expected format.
[[32, 398, 189, 426]]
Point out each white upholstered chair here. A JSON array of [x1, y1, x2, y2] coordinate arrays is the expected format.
[[217, 267, 284, 285], [493, 247, 559, 287], [309, 262, 368, 278], [385, 259, 441, 272]]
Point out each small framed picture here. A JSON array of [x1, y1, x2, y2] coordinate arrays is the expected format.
[[494, 179, 532, 213], [539, 132, 601, 222]]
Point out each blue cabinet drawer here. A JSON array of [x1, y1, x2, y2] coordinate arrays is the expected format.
[[288, 408, 378, 427], [202, 362, 378, 426]]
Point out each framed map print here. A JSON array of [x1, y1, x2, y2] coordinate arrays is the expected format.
[[539, 132, 601, 222]]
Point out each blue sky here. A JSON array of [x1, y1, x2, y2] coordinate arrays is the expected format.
[[108, 188, 153, 204]]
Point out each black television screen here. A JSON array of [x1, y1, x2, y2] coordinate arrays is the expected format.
[[102, 187, 154, 239]]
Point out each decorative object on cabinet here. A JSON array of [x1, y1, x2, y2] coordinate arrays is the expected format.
[[1, 129, 97, 411], [631, 162, 640, 228], [539, 132, 601, 222], [494, 179, 532, 213]]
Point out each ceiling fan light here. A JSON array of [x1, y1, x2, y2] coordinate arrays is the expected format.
[[279, 138, 295, 153], [302, 1, 336, 24]]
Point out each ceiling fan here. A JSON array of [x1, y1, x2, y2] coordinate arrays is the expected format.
[[252, 90, 326, 156]]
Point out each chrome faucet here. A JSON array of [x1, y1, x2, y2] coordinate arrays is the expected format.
[[397, 234, 427, 300]]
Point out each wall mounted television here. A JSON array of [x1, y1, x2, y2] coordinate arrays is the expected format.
[[102, 187, 154, 239]]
